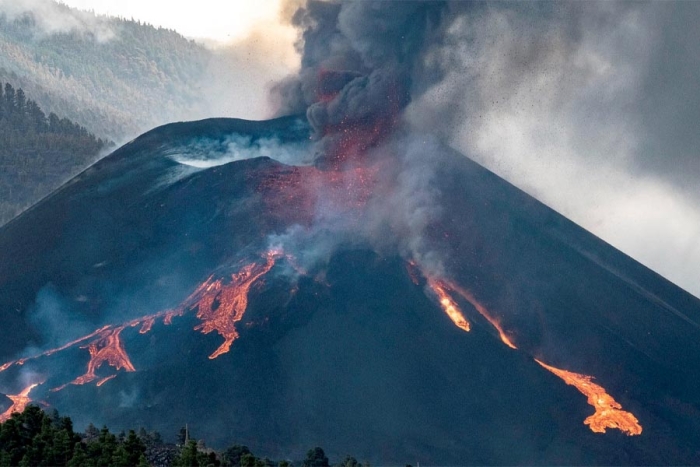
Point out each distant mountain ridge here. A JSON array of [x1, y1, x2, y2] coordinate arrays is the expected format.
[[0, 2, 217, 225], [0, 4, 210, 141]]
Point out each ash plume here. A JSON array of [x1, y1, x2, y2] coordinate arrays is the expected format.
[[272, 1, 451, 138], [273, 0, 700, 297]]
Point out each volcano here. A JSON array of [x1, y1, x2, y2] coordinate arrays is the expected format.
[[1, 115, 699, 465]]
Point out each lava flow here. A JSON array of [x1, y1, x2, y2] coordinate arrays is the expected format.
[[441, 280, 517, 350], [0, 251, 283, 405], [0, 383, 40, 423], [423, 273, 516, 348], [192, 250, 280, 359], [536, 359, 642, 436], [426, 279, 471, 332], [52, 326, 135, 392]]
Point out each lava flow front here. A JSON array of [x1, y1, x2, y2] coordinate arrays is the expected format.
[[426, 279, 471, 332], [536, 359, 642, 436], [0, 383, 40, 423]]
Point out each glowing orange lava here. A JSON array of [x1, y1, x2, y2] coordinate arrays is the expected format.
[[52, 326, 136, 392], [192, 251, 279, 359], [0, 252, 282, 402], [139, 317, 155, 334], [96, 375, 117, 387], [0, 383, 40, 423], [443, 281, 517, 350], [535, 359, 642, 436], [414, 262, 516, 349], [427, 279, 471, 332]]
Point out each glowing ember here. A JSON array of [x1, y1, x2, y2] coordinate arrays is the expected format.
[[427, 279, 471, 332], [535, 359, 642, 436], [256, 163, 380, 226], [193, 251, 279, 359], [405, 260, 421, 286], [0, 383, 40, 423]]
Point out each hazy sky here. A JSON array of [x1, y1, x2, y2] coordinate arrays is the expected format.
[[58, 0, 286, 43]]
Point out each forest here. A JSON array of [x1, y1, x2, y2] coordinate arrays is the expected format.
[[0, 81, 110, 225], [0, 406, 375, 467], [0, 8, 208, 140]]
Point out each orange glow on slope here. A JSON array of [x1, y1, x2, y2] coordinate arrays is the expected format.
[[0, 325, 112, 374], [535, 359, 642, 436], [443, 281, 517, 350], [427, 279, 470, 332], [53, 326, 136, 392], [0, 252, 281, 400], [0, 383, 40, 423], [192, 250, 279, 359], [412, 261, 516, 349]]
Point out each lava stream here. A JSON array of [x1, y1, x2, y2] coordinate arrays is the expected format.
[[52, 326, 136, 392], [192, 250, 279, 359], [0, 383, 40, 423], [426, 279, 471, 332], [0, 325, 112, 374], [442, 280, 517, 350], [535, 359, 642, 436]]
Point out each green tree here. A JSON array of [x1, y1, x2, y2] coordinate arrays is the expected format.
[[303, 448, 329, 467]]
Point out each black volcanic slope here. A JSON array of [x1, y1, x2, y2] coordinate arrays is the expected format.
[[1, 116, 700, 465]]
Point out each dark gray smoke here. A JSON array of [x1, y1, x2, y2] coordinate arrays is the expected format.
[[272, 1, 452, 135], [273, 0, 700, 297]]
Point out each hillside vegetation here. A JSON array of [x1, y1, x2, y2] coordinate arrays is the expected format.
[[0, 406, 372, 467], [0, 81, 110, 224], [0, 3, 221, 225], [0, 6, 210, 141]]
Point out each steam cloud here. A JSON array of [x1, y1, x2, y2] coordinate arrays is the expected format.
[[273, 0, 700, 297]]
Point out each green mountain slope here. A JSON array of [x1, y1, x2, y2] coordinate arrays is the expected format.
[[0, 5, 211, 141], [0, 81, 111, 224]]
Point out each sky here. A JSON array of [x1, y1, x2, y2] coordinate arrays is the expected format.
[[57, 0, 287, 43], [1, 0, 698, 297]]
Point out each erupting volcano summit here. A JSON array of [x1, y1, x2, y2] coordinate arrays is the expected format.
[[2, 1, 700, 463]]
